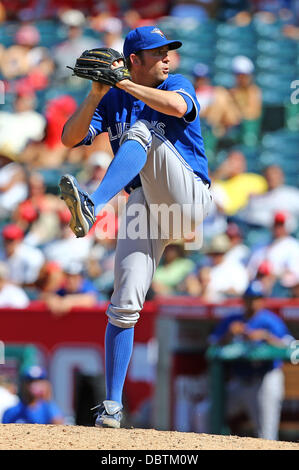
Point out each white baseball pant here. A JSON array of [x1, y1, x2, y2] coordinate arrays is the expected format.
[[106, 119, 212, 328], [193, 367, 285, 440]]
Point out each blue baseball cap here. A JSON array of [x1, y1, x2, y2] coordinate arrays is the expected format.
[[243, 281, 265, 299], [123, 26, 182, 59], [22, 365, 48, 381], [192, 63, 210, 78]]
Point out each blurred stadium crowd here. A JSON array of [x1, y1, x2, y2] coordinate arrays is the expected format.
[[0, 0, 298, 316]]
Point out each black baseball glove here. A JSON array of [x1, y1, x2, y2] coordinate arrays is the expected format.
[[66, 48, 131, 87]]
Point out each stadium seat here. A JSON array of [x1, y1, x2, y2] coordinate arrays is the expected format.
[[35, 89, 48, 114], [177, 55, 200, 77], [258, 139, 299, 184], [0, 22, 18, 47], [243, 226, 272, 249], [38, 164, 82, 194], [259, 148, 298, 168], [212, 71, 235, 88], [256, 72, 295, 90], [218, 0, 250, 21], [42, 84, 90, 108], [155, 17, 175, 30], [35, 20, 66, 47], [0, 29, 12, 47], [213, 55, 234, 72], [216, 39, 256, 59], [261, 104, 286, 133], [285, 101, 299, 132], [262, 129, 299, 148], [257, 39, 297, 59], [180, 40, 215, 61], [235, 144, 262, 173], [216, 25, 256, 58], [284, 173, 299, 187], [240, 119, 261, 148], [34, 84, 90, 117], [253, 19, 283, 40], [179, 28, 216, 45], [82, 27, 102, 41], [262, 89, 290, 105], [170, 21, 203, 41], [271, 282, 292, 298], [0, 92, 15, 112], [257, 72, 294, 105], [259, 150, 281, 167], [37, 168, 63, 194], [216, 23, 255, 40], [256, 55, 296, 73], [201, 125, 218, 163]]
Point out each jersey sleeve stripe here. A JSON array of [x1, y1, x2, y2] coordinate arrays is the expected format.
[[173, 89, 199, 123], [89, 125, 97, 140]]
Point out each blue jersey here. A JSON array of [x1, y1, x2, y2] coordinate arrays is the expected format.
[[57, 278, 98, 296], [209, 309, 293, 377], [2, 400, 63, 424], [210, 309, 292, 345], [56, 278, 105, 301], [77, 74, 210, 186]]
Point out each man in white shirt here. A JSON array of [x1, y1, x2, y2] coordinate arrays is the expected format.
[[1, 224, 44, 287], [0, 261, 29, 308], [224, 223, 250, 266], [237, 165, 299, 232], [43, 214, 93, 270], [202, 234, 249, 303], [247, 211, 299, 286], [0, 154, 28, 217], [53, 10, 100, 84], [0, 94, 46, 157], [0, 377, 19, 423]]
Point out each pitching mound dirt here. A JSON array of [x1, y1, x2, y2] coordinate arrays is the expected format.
[[0, 424, 299, 450]]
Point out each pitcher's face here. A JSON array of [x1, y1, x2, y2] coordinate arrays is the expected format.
[[132, 46, 170, 87]]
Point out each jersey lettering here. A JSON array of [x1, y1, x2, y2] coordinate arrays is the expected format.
[[86, 74, 210, 184], [108, 121, 166, 141], [108, 122, 130, 141]]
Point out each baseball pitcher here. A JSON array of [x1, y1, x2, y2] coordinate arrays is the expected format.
[[59, 26, 212, 428]]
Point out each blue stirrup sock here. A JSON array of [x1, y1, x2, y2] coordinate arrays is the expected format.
[[105, 322, 134, 405], [96, 140, 145, 404], [90, 139, 147, 214]]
